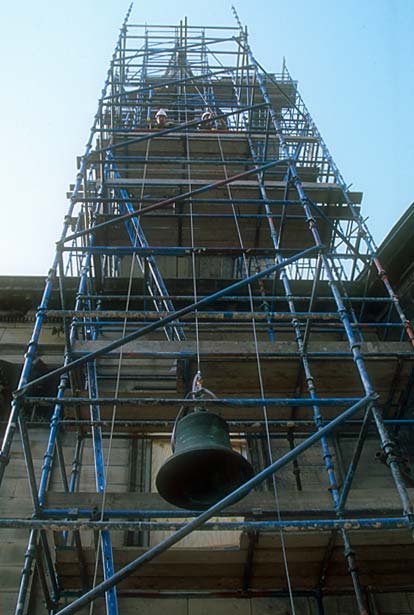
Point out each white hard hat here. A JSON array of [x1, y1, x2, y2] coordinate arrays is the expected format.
[[202, 111, 212, 120], [156, 108, 167, 117]]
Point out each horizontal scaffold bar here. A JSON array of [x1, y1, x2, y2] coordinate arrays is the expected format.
[[71, 197, 302, 205], [19, 418, 414, 433], [22, 396, 360, 407], [101, 155, 282, 164], [60, 246, 370, 262], [45, 309, 340, 321], [41, 504, 406, 520], [69, 340, 413, 359], [68, 321, 402, 331], [74, 293, 393, 304], [61, 246, 305, 256], [0, 517, 408, 533], [127, 23, 239, 29]]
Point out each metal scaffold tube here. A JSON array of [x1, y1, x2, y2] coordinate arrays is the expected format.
[[0, 515, 408, 533]]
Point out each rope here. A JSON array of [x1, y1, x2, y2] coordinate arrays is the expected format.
[[215, 132, 297, 615], [183, 67, 202, 376]]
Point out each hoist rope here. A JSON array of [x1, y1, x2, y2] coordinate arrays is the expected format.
[[183, 75, 201, 376]]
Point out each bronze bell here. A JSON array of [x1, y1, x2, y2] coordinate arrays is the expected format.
[[156, 409, 254, 510]]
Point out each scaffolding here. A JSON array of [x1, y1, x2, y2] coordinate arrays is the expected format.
[[1, 6, 414, 615]]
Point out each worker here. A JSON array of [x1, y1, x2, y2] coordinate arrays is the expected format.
[[200, 110, 226, 131], [201, 111, 213, 128], [152, 108, 175, 129]]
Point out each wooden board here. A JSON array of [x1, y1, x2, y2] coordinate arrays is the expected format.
[[55, 536, 414, 591], [43, 490, 404, 516]]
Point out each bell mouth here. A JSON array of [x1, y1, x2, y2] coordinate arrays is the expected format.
[[156, 445, 254, 510]]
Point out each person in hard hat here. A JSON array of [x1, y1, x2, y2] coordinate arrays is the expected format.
[[200, 110, 226, 131], [152, 108, 175, 129], [155, 108, 167, 127], [201, 111, 214, 129]]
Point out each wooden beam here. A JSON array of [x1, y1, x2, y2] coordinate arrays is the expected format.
[[43, 491, 403, 517], [72, 340, 413, 358]]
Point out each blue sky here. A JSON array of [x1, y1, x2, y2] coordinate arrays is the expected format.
[[0, 0, 412, 275]]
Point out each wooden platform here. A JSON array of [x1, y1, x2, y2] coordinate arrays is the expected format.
[[55, 529, 414, 592]]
